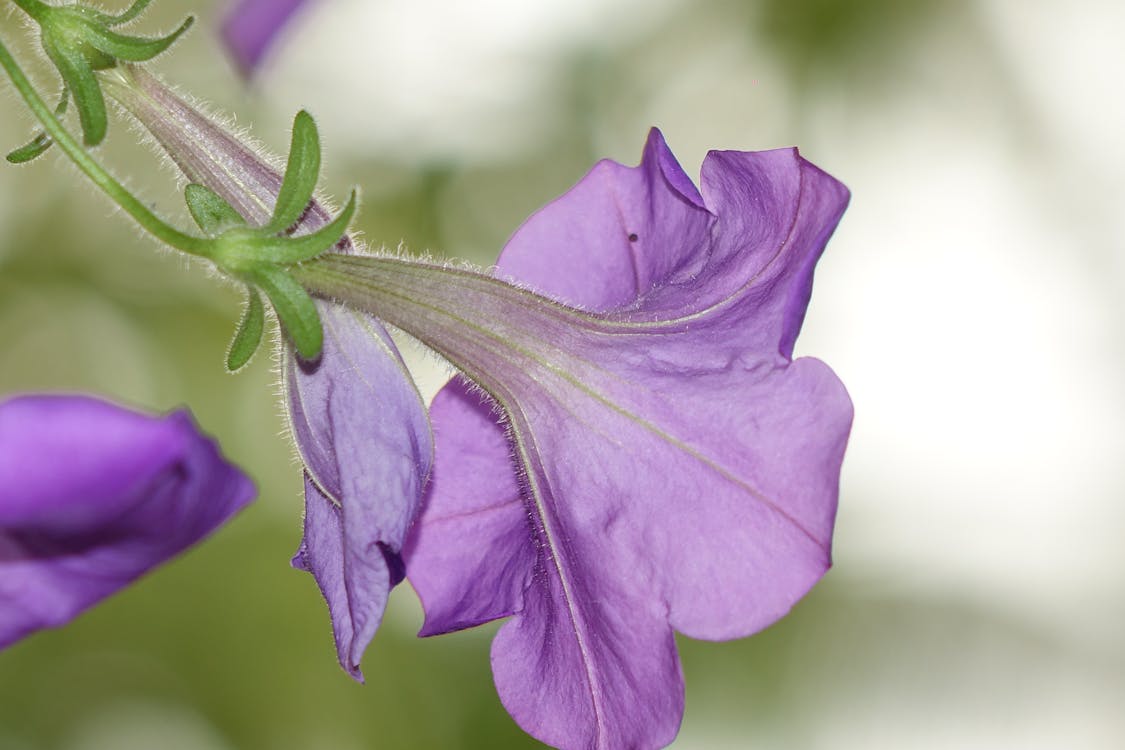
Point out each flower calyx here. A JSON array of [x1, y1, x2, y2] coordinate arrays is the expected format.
[[184, 110, 357, 371], [7, 0, 192, 157]]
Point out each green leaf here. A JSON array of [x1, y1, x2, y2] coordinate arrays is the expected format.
[[185, 183, 246, 235], [264, 110, 320, 235], [103, 0, 156, 26], [227, 286, 265, 372], [6, 133, 53, 164], [6, 88, 67, 163], [252, 266, 324, 361], [253, 189, 357, 264], [42, 35, 106, 146], [84, 16, 194, 63]]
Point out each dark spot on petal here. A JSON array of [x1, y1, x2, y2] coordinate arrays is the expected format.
[[628, 233, 639, 242]]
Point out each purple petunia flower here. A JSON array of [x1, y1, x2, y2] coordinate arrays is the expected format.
[[109, 66, 433, 681], [221, 0, 311, 76], [0, 394, 254, 650], [359, 129, 852, 749]]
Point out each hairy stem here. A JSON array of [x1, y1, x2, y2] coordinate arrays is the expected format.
[[0, 34, 209, 256]]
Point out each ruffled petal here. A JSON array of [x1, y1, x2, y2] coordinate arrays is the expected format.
[[497, 128, 711, 312], [632, 148, 850, 358], [395, 130, 851, 749]]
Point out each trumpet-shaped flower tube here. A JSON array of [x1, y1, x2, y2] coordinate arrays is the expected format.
[[107, 66, 433, 681], [0, 394, 254, 649], [294, 128, 852, 749]]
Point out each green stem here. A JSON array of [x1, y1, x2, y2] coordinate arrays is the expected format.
[[0, 33, 210, 256]]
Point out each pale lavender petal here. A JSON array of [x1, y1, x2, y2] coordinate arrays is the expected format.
[[287, 306, 432, 680], [0, 395, 254, 649], [221, 0, 311, 76]]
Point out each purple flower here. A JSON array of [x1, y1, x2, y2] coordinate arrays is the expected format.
[[377, 129, 853, 749], [221, 0, 311, 76], [109, 66, 433, 680], [0, 394, 254, 650], [286, 316, 431, 681]]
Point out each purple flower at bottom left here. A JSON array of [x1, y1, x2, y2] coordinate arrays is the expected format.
[[0, 394, 256, 650]]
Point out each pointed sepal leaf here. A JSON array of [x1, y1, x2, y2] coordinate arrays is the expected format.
[[6, 88, 68, 164], [85, 16, 194, 63], [103, 0, 156, 27], [42, 36, 106, 146], [253, 266, 324, 361], [14, 1, 193, 152], [254, 189, 357, 264], [265, 110, 321, 236], [6, 133, 54, 164], [186, 183, 247, 235], [227, 286, 265, 372]]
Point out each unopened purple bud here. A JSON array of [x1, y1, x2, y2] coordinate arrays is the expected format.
[[0, 394, 254, 649]]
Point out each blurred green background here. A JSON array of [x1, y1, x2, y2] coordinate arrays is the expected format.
[[2, 0, 1123, 747]]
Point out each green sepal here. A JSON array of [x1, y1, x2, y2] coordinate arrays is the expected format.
[[6, 133, 54, 164], [100, 0, 157, 27], [15, 1, 194, 148], [252, 266, 323, 361], [265, 110, 320, 235], [251, 189, 357, 264], [6, 88, 68, 164], [185, 183, 246, 235], [226, 286, 265, 372], [41, 35, 105, 146], [7, 0, 50, 23], [84, 16, 194, 63]]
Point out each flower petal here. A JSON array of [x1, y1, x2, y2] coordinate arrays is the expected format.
[[0, 395, 254, 649], [497, 129, 711, 312], [527, 354, 851, 642], [392, 131, 851, 749], [291, 473, 404, 682], [408, 379, 686, 749], [499, 130, 850, 359], [674, 148, 851, 358], [286, 305, 432, 680], [489, 546, 683, 750], [441, 360, 843, 748], [404, 379, 533, 637]]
